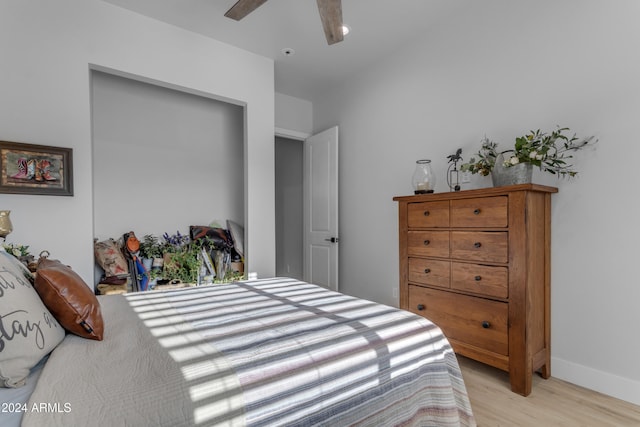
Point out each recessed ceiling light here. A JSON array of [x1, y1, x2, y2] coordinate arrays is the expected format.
[[281, 48, 295, 56], [342, 25, 351, 36]]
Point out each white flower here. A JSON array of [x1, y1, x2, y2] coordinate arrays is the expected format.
[[12, 248, 21, 257], [529, 151, 537, 159], [509, 156, 520, 165], [536, 154, 544, 160]]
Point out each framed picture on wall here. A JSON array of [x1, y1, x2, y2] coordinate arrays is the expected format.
[[0, 141, 73, 196]]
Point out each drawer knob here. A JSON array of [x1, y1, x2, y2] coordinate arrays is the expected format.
[[424, 268, 431, 274], [423, 210, 430, 216], [474, 275, 482, 281], [474, 242, 482, 248], [417, 304, 426, 311], [473, 208, 481, 215], [423, 240, 431, 246], [482, 321, 491, 329]]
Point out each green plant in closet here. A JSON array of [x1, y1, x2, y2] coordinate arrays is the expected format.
[[139, 234, 162, 259], [161, 231, 190, 254], [215, 270, 245, 284], [162, 238, 202, 284], [145, 266, 163, 282]]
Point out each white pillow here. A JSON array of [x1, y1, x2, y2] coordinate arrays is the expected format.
[[0, 251, 66, 387], [226, 220, 244, 259]]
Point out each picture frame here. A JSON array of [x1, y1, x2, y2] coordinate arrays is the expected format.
[[0, 141, 73, 196]]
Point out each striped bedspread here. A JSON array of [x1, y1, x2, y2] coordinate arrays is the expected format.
[[24, 278, 475, 426]]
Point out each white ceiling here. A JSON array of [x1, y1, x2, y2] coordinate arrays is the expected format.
[[101, 0, 470, 101]]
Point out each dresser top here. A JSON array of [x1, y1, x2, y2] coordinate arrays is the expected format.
[[393, 183, 558, 202]]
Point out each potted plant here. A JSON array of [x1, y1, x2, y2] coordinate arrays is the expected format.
[[460, 137, 498, 177], [139, 234, 163, 271], [139, 234, 161, 259], [159, 230, 186, 267], [162, 238, 202, 284], [161, 231, 190, 254], [159, 231, 195, 283], [461, 127, 596, 186]]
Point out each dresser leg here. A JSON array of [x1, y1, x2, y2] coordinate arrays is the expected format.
[[540, 362, 551, 379], [533, 347, 551, 379], [510, 371, 533, 396]]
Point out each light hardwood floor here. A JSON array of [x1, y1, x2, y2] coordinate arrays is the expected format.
[[457, 356, 640, 426]]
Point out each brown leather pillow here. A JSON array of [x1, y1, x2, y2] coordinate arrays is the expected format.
[[34, 259, 104, 341]]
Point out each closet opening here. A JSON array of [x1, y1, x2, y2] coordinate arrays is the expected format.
[[90, 70, 244, 286]]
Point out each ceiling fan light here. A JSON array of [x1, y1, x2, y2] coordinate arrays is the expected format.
[[341, 25, 350, 36]]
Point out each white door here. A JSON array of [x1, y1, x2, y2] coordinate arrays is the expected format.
[[303, 126, 339, 291]]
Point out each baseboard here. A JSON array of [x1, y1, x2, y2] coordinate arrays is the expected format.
[[552, 356, 640, 406]]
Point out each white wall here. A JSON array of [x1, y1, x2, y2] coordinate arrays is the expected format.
[[92, 71, 244, 242], [313, 0, 640, 405], [275, 93, 313, 136], [0, 0, 275, 282]]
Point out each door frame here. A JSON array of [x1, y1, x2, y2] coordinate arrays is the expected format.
[[274, 127, 310, 280], [274, 127, 339, 289], [275, 127, 311, 141]]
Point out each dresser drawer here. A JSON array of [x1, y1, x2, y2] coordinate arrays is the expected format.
[[451, 196, 508, 228], [450, 231, 508, 263], [408, 258, 450, 288], [451, 262, 508, 298], [408, 201, 450, 228], [407, 231, 449, 258], [408, 285, 508, 356]]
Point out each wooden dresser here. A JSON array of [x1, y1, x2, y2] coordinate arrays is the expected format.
[[394, 184, 557, 396]]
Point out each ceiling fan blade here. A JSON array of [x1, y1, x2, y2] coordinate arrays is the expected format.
[[225, 0, 269, 21], [316, 0, 344, 45]]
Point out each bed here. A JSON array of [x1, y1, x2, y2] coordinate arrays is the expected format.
[[1, 251, 475, 426]]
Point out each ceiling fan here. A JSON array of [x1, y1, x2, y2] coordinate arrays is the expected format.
[[225, 0, 344, 45]]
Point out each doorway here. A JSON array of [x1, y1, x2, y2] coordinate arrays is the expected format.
[[275, 136, 304, 279]]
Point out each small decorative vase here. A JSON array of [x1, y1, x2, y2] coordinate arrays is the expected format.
[[491, 154, 533, 187], [412, 159, 436, 194]]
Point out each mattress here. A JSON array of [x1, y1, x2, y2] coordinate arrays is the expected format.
[[22, 278, 476, 426]]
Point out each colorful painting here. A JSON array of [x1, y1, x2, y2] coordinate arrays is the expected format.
[[0, 141, 73, 196]]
